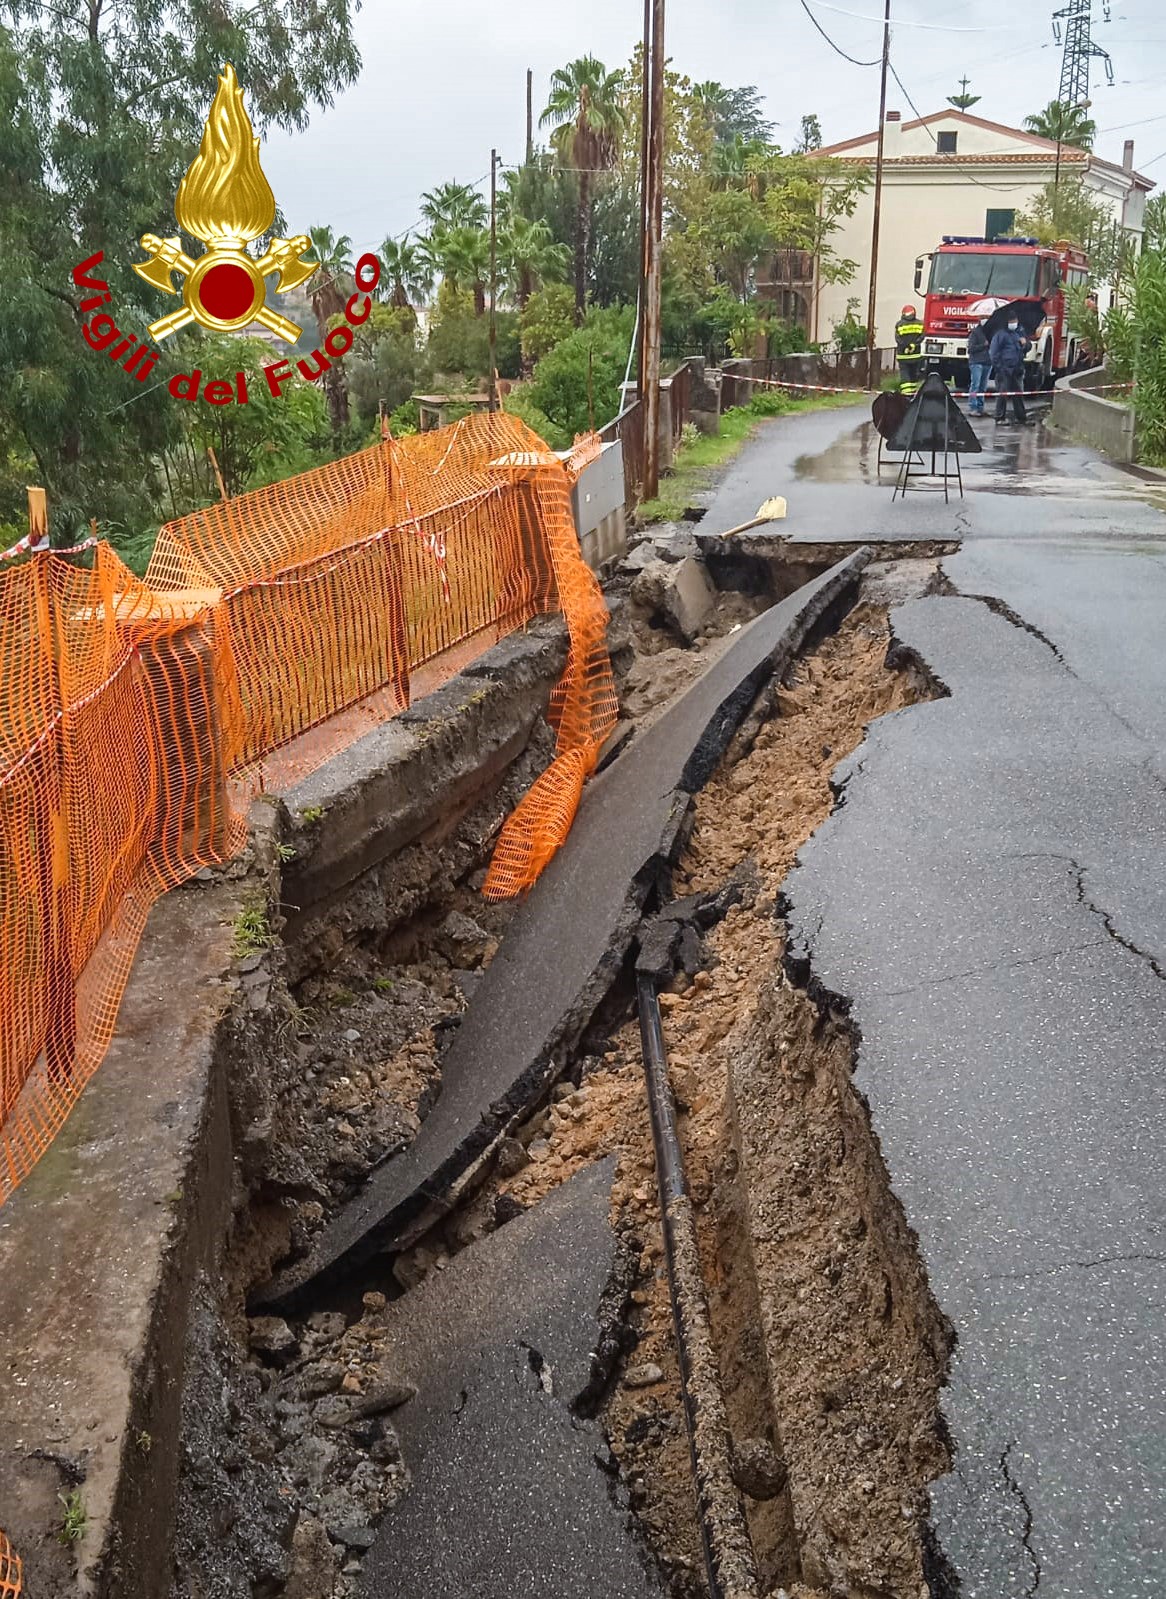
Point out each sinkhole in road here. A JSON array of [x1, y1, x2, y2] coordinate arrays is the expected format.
[[408, 593, 959, 1597], [166, 569, 958, 1599]]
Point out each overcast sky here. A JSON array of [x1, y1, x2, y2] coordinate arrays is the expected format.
[[262, 0, 1166, 255]]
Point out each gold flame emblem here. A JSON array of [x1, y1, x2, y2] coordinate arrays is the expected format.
[[133, 64, 316, 342]]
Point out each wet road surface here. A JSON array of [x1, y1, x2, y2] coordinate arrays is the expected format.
[[700, 400, 1166, 547], [715, 407, 1166, 1596]]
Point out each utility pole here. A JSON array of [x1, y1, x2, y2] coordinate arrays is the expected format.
[[488, 149, 499, 412], [636, 0, 652, 403], [865, 0, 891, 389], [642, 0, 665, 500], [526, 70, 534, 165]]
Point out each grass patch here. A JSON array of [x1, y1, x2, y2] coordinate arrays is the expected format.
[[232, 901, 273, 960], [58, 1490, 87, 1545], [637, 392, 861, 524]]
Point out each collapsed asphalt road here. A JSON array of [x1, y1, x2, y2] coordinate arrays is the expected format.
[[719, 405, 1166, 1596]]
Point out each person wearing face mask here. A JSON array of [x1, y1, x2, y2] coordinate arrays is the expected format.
[[989, 315, 1031, 425]]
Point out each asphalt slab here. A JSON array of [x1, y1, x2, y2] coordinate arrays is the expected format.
[[256, 552, 868, 1312], [357, 1160, 666, 1599]]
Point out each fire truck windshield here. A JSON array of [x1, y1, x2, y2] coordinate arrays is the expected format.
[[928, 252, 1040, 298]]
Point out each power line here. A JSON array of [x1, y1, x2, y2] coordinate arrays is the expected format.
[[804, 0, 991, 29], [797, 0, 882, 66], [886, 60, 1049, 194], [1098, 112, 1166, 134]]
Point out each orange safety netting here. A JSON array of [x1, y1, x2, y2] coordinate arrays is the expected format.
[[0, 414, 613, 1213], [0, 1532, 19, 1598], [0, 414, 616, 1589]]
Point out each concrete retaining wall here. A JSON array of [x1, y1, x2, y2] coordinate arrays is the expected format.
[[1051, 365, 1137, 463], [722, 349, 896, 407], [569, 442, 627, 573], [0, 619, 579, 1596]]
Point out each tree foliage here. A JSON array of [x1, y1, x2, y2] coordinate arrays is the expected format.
[[1023, 100, 1097, 151], [520, 283, 576, 365], [692, 81, 775, 147], [526, 305, 634, 439], [0, 0, 360, 546], [1014, 179, 1131, 281], [540, 56, 629, 319]]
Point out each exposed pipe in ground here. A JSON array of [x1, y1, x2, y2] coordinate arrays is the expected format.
[[635, 972, 760, 1599]]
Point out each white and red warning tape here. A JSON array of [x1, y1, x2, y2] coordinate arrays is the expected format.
[[724, 371, 1134, 402], [1, 535, 98, 563]]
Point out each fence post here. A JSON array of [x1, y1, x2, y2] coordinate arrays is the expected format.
[[28, 523, 78, 1087]]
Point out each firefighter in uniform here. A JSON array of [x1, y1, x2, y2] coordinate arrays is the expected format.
[[895, 304, 926, 394]]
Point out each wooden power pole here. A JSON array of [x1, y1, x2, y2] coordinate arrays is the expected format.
[[642, 0, 665, 500], [865, 0, 892, 388], [636, 0, 652, 402], [489, 148, 499, 412], [526, 69, 534, 165]]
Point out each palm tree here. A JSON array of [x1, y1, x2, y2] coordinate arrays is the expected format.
[[429, 226, 490, 315], [1024, 100, 1097, 151], [499, 215, 570, 309], [693, 80, 774, 146], [378, 235, 434, 313], [419, 181, 488, 232], [540, 56, 629, 320], [306, 225, 354, 431]]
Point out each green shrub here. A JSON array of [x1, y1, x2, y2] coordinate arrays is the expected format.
[[527, 305, 635, 437], [746, 391, 795, 417], [1134, 249, 1166, 464], [520, 284, 576, 365], [389, 398, 420, 436], [764, 318, 815, 359], [1104, 303, 1136, 386], [427, 309, 521, 382], [832, 297, 868, 353], [503, 386, 572, 451]]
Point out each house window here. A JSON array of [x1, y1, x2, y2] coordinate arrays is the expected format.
[[937, 130, 958, 154], [986, 207, 1016, 240]]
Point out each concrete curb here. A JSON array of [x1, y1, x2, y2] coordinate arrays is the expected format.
[[255, 550, 873, 1315], [1049, 366, 1136, 463], [0, 869, 255, 1598]]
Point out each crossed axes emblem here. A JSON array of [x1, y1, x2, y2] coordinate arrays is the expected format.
[[134, 234, 317, 343]]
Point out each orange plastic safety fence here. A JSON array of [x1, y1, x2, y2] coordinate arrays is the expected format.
[[1, 414, 609, 1218], [0, 1531, 20, 1598], [0, 414, 614, 1591], [483, 437, 618, 899]]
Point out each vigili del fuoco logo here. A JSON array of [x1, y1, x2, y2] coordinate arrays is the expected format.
[[71, 64, 382, 406]]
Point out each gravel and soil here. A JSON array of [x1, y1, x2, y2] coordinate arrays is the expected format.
[[440, 597, 955, 1598], [171, 570, 790, 1597]]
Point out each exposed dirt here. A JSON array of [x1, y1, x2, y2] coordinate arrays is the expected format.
[[621, 587, 772, 724], [448, 599, 953, 1598], [168, 567, 787, 1598]]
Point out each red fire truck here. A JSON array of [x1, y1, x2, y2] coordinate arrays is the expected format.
[[912, 235, 1090, 389]]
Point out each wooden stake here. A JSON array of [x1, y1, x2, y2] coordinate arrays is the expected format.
[[28, 486, 47, 550], [206, 445, 228, 502]]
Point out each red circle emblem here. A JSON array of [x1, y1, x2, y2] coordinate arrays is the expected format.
[[198, 261, 257, 322]]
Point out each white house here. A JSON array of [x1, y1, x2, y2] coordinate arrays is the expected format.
[[811, 109, 1154, 347]]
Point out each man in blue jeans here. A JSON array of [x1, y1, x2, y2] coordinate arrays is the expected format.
[[966, 317, 991, 417]]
